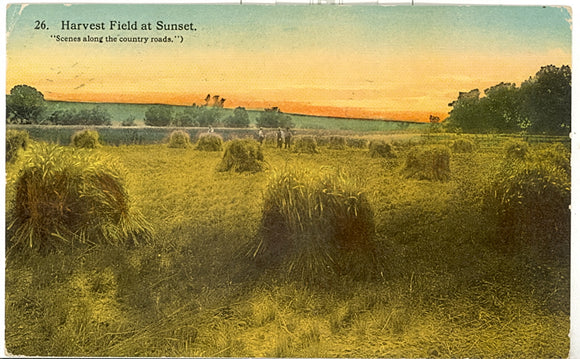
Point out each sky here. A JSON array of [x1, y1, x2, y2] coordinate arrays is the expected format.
[[5, 4, 572, 121]]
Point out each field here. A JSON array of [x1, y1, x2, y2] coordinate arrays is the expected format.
[[5, 129, 570, 357]]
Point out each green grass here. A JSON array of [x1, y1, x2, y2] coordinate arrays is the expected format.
[[5, 133, 570, 357]]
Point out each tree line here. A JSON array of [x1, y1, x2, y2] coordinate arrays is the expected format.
[[6, 64, 570, 134], [444, 64, 571, 135], [6, 88, 295, 129]]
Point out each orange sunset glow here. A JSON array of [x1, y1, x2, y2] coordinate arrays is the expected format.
[[6, 4, 572, 122]]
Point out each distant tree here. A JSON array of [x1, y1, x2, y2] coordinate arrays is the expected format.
[[48, 109, 78, 125], [195, 94, 226, 127], [256, 107, 294, 128], [429, 115, 441, 123], [223, 106, 250, 128], [77, 106, 112, 126], [520, 64, 571, 135], [121, 115, 137, 126], [48, 106, 112, 126], [6, 85, 47, 124], [428, 115, 442, 133], [197, 107, 221, 127], [172, 106, 198, 127], [144, 105, 173, 126]]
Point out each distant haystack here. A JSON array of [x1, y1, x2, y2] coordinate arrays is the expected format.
[[71, 129, 100, 149], [168, 130, 191, 148], [369, 140, 395, 158], [216, 138, 265, 173], [402, 145, 451, 181], [195, 133, 223, 151], [292, 135, 318, 154]]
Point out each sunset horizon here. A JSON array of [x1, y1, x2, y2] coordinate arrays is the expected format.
[[34, 90, 449, 122], [6, 4, 571, 124]]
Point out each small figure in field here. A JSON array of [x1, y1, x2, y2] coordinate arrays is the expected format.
[[208, 126, 214, 133], [284, 127, 292, 149], [258, 127, 265, 146], [276, 128, 284, 149]]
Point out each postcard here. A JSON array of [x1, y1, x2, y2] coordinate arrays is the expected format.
[[4, 2, 573, 357]]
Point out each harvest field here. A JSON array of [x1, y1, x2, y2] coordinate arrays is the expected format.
[[4, 128, 570, 357]]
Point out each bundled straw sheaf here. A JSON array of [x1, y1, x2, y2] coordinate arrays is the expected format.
[[6, 129, 30, 162], [217, 138, 265, 173], [292, 135, 318, 154], [256, 168, 376, 283], [402, 145, 451, 181], [7, 143, 152, 252], [369, 140, 395, 158], [71, 129, 100, 149], [327, 136, 347, 150], [195, 133, 223, 151], [486, 143, 570, 252], [167, 130, 191, 148], [451, 137, 476, 153], [346, 137, 369, 149], [504, 140, 529, 160]]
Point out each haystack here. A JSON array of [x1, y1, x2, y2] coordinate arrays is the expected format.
[[71, 129, 100, 149], [7, 143, 151, 252], [195, 133, 223, 151], [168, 130, 191, 148], [402, 145, 451, 181], [256, 168, 376, 283], [292, 136, 318, 154], [216, 138, 265, 173]]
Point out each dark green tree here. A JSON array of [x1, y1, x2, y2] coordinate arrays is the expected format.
[[196, 94, 225, 127], [256, 107, 294, 128], [77, 106, 112, 126], [479, 82, 524, 132], [48, 109, 78, 125], [520, 64, 571, 135], [172, 106, 198, 127], [144, 105, 173, 126], [121, 115, 137, 127], [6, 85, 47, 124], [223, 106, 250, 128], [445, 89, 485, 132], [197, 107, 220, 127], [48, 107, 112, 126]]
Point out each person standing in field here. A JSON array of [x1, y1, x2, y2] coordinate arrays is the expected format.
[[258, 127, 265, 146], [276, 128, 284, 149], [284, 127, 292, 149]]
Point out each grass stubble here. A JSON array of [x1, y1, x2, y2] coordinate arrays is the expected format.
[[4, 133, 570, 357]]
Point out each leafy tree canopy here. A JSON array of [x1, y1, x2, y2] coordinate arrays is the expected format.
[[256, 107, 294, 129], [223, 106, 250, 128], [520, 65, 571, 135], [445, 65, 571, 135], [7, 85, 46, 124], [144, 105, 173, 127]]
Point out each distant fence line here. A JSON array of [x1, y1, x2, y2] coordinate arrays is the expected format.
[[421, 132, 571, 145]]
